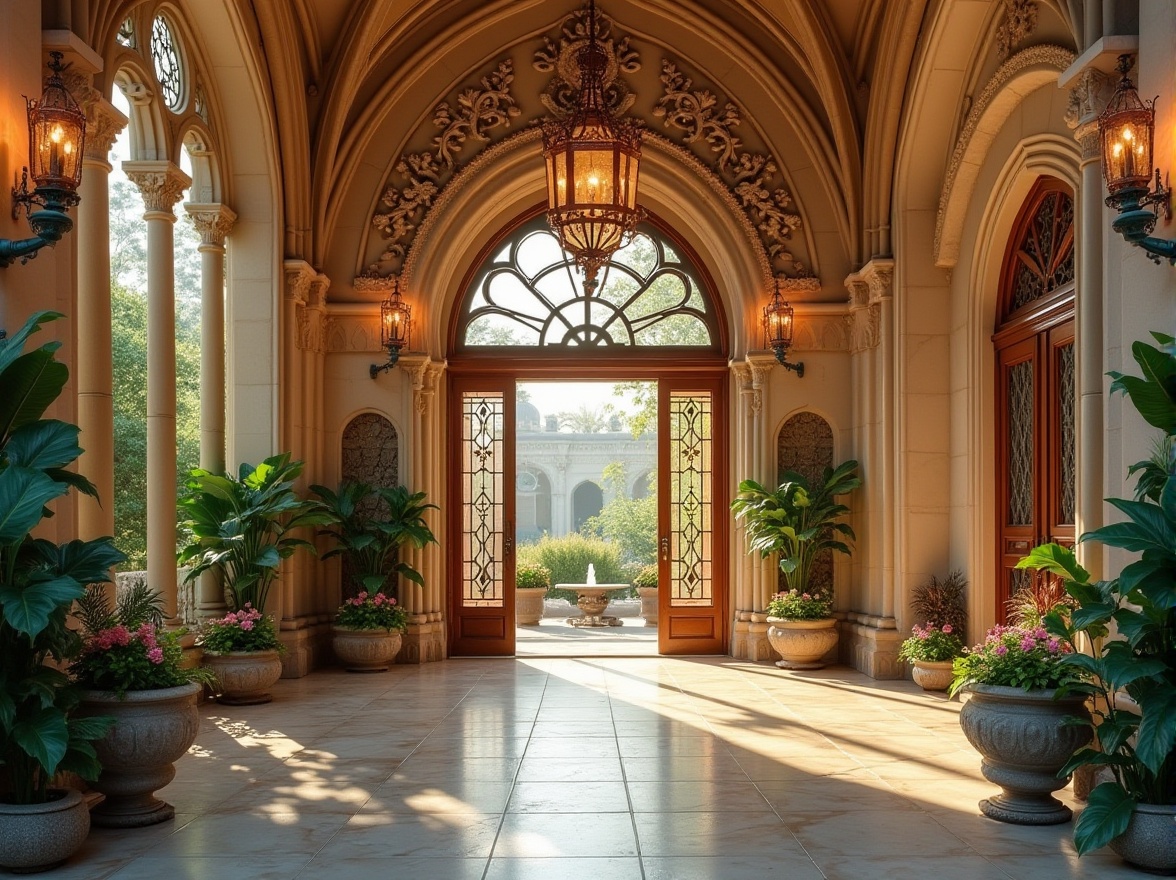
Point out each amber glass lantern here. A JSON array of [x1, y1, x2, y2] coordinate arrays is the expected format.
[[763, 281, 804, 376], [1098, 56, 1155, 205], [369, 281, 412, 377], [541, 0, 641, 293]]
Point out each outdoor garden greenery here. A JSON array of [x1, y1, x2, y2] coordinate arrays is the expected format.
[[518, 533, 626, 602], [897, 624, 964, 664], [910, 571, 968, 633]]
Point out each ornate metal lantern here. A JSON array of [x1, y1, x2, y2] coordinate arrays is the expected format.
[[763, 280, 804, 377], [369, 280, 412, 377], [541, 0, 642, 293]]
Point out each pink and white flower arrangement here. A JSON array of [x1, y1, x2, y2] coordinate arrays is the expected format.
[[765, 588, 833, 620], [949, 624, 1076, 697], [334, 590, 408, 631], [897, 623, 965, 664], [200, 604, 283, 654]]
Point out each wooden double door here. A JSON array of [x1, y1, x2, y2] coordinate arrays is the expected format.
[[447, 371, 728, 656]]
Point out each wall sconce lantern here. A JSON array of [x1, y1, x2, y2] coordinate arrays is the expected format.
[[1098, 54, 1174, 265], [369, 280, 412, 378], [541, 0, 642, 294], [763, 280, 804, 377], [1, 52, 87, 268]]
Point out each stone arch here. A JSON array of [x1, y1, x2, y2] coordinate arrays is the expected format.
[[177, 120, 224, 205], [111, 58, 169, 161], [571, 481, 603, 533]]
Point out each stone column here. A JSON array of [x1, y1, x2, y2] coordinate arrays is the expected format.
[[1069, 70, 1112, 580], [185, 203, 236, 619], [75, 98, 126, 560], [124, 161, 191, 623]]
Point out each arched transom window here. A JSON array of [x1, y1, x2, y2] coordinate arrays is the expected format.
[[458, 217, 719, 351]]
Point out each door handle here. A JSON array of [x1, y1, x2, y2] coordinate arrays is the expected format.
[[505, 520, 514, 557], [660, 536, 669, 561]]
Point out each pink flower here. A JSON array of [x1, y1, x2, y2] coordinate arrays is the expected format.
[[995, 644, 1008, 656], [1033, 627, 1048, 640], [1047, 639, 1061, 654], [358, 591, 369, 601], [147, 646, 164, 664], [1020, 636, 1036, 652], [240, 619, 254, 631], [941, 624, 952, 634]]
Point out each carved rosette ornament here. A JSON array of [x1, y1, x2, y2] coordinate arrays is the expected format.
[[995, 0, 1038, 61], [533, 5, 640, 117]]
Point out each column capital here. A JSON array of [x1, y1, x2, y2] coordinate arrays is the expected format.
[[858, 257, 895, 303], [84, 99, 129, 165], [185, 203, 237, 248], [123, 161, 190, 215], [284, 259, 317, 305]]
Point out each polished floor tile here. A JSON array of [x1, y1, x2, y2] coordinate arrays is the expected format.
[[57, 658, 1128, 880]]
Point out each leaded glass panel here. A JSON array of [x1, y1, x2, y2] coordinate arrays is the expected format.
[[670, 392, 713, 607], [462, 219, 716, 349], [1058, 343, 1076, 524], [462, 393, 505, 607], [1007, 360, 1034, 526], [1008, 191, 1075, 314], [151, 16, 184, 111]]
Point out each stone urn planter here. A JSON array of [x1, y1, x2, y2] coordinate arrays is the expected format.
[[910, 660, 955, 692], [958, 684, 1092, 824], [332, 626, 403, 672], [1108, 803, 1176, 874], [0, 789, 92, 873], [204, 649, 284, 705], [515, 587, 548, 626], [77, 682, 202, 828], [637, 587, 659, 627], [766, 617, 839, 669]]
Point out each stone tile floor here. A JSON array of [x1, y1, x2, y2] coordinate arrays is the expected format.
[[55, 658, 1142, 879]]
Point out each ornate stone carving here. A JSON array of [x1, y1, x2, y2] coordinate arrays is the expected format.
[[123, 162, 190, 214], [934, 45, 1075, 262], [791, 313, 851, 352], [995, 0, 1038, 61], [342, 414, 400, 491], [325, 314, 379, 352], [533, 5, 640, 117], [370, 59, 520, 273], [297, 275, 330, 353], [84, 100, 129, 162], [284, 260, 316, 305], [354, 274, 400, 294], [185, 204, 237, 248], [654, 59, 808, 279]]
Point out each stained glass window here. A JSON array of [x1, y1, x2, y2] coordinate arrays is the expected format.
[[1058, 343, 1076, 524], [461, 393, 505, 607], [1007, 191, 1075, 315], [151, 16, 184, 111], [669, 392, 713, 607], [461, 218, 717, 349], [1007, 360, 1034, 526]]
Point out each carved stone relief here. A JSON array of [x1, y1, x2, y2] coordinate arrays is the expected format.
[[995, 0, 1038, 61], [342, 413, 400, 492], [533, 6, 639, 117], [777, 412, 835, 595]]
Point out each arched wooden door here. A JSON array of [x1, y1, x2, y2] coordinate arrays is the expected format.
[[446, 212, 729, 656], [993, 179, 1076, 623]]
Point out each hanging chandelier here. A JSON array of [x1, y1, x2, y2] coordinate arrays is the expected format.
[[541, 0, 642, 293]]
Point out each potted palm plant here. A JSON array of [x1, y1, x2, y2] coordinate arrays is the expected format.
[[0, 311, 119, 872], [1016, 331, 1175, 872], [178, 454, 333, 703], [310, 481, 437, 670], [731, 460, 860, 669]]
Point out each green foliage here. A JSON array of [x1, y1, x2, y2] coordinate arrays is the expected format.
[[334, 591, 408, 631], [311, 481, 438, 598], [517, 533, 626, 602], [515, 561, 551, 590], [731, 460, 861, 597], [200, 605, 283, 653], [177, 454, 334, 612], [897, 624, 965, 663], [1012, 330, 1176, 857], [632, 564, 659, 589], [910, 571, 968, 633], [0, 312, 120, 804], [580, 488, 657, 565]]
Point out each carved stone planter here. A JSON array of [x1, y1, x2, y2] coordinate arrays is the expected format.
[[1108, 803, 1176, 874], [0, 789, 91, 873], [637, 587, 658, 627], [515, 587, 548, 626], [911, 660, 955, 692], [77, 682, 201, 828], [204, 649, 283, 705], [332, 626, 403, 672], [766, 617, 839, 669], [958, 684, 1092, 824]]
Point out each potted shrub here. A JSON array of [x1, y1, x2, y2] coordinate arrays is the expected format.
[[633, 563, 659, 627], [910, 570, 968, 634], [898, 624, 963, 691], [1015, 331, 1175, 872], [310, 481, 437, 668], [71, 584, 214, 827], [515, 561, 552, 627], [0, 311, 119, 872], [331, 590, 409, 671], [178, 454, 333, 704], [732, 460, 860, 669], [949, 624, 1091, 825]]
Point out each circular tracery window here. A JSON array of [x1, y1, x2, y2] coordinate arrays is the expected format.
[[151, 15, 185, 111]]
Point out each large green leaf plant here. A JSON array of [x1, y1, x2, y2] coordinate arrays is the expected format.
[[0, 312, 121, 804], [177, 454, 334, 613], [1017, 332, 1175, 856], [310, 481, 438, 597], [731, 460, 861, 594]]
